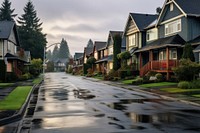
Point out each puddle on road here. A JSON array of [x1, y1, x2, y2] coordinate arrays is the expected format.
[[73, 89, 96, 100], [32, 116, 98, 129]]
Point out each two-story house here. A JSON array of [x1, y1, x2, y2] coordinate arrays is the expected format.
[[123, 13, 158, 70], [73, 52, 84, 72], [0, 21, 24, 80], [93, 41, 107, 74], [106, 31, 124, 72], [136, 0, 200, 80]]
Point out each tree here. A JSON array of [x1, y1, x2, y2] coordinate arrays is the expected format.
[[46, 50, 52, 61], [52, 45, 59, 61], [58, 38, 70, 59], [0, 0, 17, 21], [17, 0, 47, 59], [113, 34, 121, 71], [182, 43, 195, 62], [117, 51, 131, 68], [87, 39, 93, 48], [173, 59, 200, 81], [30, 58, 43, 77]]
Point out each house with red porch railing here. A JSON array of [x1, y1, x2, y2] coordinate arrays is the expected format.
[[134, 0, 200, 80]]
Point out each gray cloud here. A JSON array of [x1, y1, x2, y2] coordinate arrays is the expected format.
[[10, 0, 164, 55]]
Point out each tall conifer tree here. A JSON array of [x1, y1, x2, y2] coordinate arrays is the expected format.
[[17, 0, 46, 59], [0, 0, 17, 21]]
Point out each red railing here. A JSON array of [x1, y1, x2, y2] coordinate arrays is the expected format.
[[140, 60, 179, 76]]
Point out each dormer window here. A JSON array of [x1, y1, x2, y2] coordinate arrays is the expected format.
[[170, 3, 174, 11]]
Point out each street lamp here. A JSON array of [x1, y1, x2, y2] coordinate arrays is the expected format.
[[43, 43, 60, 74]]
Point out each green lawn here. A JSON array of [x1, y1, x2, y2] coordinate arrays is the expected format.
[[0, 83, 14, 88], [160, 88, 200, 93], [193, 94, 200, 98], [139, 82, 177, 88], [32, 76, 43, 84], [0, 86, 32, 110], [121, 79, 136, 84]]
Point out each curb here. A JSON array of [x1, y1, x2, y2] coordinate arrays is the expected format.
[[84, 77, 200, 107], [0, 84, 37, 126]]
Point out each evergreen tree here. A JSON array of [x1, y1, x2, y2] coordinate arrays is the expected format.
[[46, 49, 52, 61], [182, 43, 195, 61], [113, 34, 122, 71], [17, 0, 46, 59], [58, 38, 70, 59], [52, 45, 59, 61], [87, 39, 93, 48], [0, 0, 17, 21]]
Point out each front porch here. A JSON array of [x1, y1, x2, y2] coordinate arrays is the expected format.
[[140, 60, 179, 79]]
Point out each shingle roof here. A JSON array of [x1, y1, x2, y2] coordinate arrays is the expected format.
[[187, 35, 200, 45], [74, 53, 83, 60], [84, 47, 93, 56], [94, 41, 107, 51], [135, 34, 185, 52], [130, 13, 158, 31], [0, 21, 19, 45], [175, 0, 200, 16], [194, 45, 200, 52], [110, 31, 123, 38]]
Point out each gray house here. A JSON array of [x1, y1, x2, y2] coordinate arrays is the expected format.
[[136, 0, 200, 80]]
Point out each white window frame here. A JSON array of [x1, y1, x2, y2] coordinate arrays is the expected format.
[[128, 34, 136, 47], [165, 19, 181, 36], [159, 50, 166, 60], [169, 49, 177, 60]]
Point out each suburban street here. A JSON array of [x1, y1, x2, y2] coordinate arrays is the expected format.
[[26, 72, 200, 133]]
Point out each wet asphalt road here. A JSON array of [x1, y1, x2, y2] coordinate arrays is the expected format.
[[2, 72, 200, 133], [27, 72, 200, 133]]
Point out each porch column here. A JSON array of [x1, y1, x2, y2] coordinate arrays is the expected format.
[[149, 50, 153, 70], [166, 47, 170, 80], [139, 52, 142, 69]]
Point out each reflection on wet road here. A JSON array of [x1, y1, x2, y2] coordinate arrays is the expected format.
[[31, 73, 200, 133]]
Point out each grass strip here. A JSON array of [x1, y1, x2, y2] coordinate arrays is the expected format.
[[0, 86, 32, 110], [160, 88, 200, 93], [139, 82, 177, 88], [192, 94, 200, 98], [122, 79, 136, 84], [33, 77, 43, 84], [0, 83, 14, 88]]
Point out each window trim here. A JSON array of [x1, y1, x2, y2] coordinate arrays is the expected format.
[[165, 19, 181, 36]]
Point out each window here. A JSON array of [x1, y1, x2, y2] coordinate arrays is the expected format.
[[108, 47, 113, 55], [128, 34, 136, 47], [170, 3, 173, 11], [170, 49, 177, 60], [147, 28, 158, 41], [159, 50, 166, 60], [165, 19, 181, 36]]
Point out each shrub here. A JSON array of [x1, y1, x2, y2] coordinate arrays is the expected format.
[[19, 73, 32, 80], [132, 77, 143, 85], [173, 59, 200, 81], [178, 81, 190, 89], [86, 68, 93, 77], [190, 80, 200, 89], [155, 73, 163, 82]]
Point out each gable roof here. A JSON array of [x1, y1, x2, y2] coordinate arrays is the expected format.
[[157, 0, 200, 25], [74, 52, 83, 60], [175, 0, 200, 17], [107, 31, 123, 47], [129, 13, 158, 31], [0, 21, 19, 46], [84, 47, 93, 56], [135, 34, 185, 52], [194, 45, 200, 52], [94, 41, 107, 51]]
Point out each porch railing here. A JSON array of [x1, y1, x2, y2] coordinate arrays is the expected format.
[[140, 60, 179, 76]]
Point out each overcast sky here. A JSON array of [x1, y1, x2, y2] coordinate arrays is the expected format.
[[7, 0, 164, 55]]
